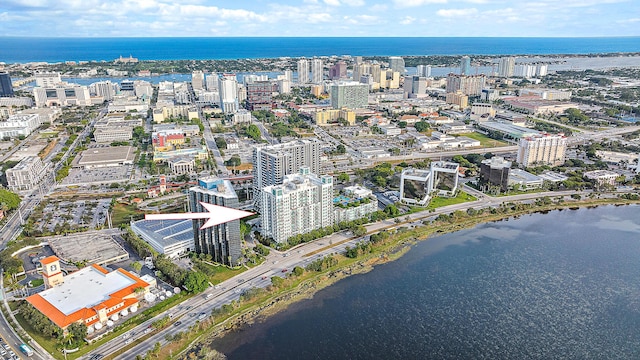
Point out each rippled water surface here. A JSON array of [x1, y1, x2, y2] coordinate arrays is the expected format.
[[212, 205, 640, 360]]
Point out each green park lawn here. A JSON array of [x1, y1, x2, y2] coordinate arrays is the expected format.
[[427, 191, 477, 210], [458, 132, 509, 147]]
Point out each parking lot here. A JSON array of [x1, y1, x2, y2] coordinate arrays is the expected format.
[[34, 198, 111, 233]]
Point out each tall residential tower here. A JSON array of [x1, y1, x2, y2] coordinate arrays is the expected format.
[[252, 139, 321, 213]]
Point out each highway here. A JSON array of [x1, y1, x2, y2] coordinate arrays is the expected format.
[[82, 189, 595, 360]]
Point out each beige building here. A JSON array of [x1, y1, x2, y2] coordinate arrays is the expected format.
[[314, 108, 356, 126], [446, 91, 469, 108], [152, 105, 199, 123], [516, 133, 567, 167], [446, 74, 486, 96], [584, 170, 619, 187]]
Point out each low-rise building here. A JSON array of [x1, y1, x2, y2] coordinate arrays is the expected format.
[[26, 256, 151, 331], [232, 109, 252, 124], [0, 113, 42, 139], [131, 219, 194, 258], [168, 156, 195, 174], [33, 84, 91, 107], [508, 169, 544, 189], [379, 124, 401, 136], [73, 146, 136, 169], [6, 156, 49, 191], [93, 125, 133, 143], [333, 185, 378, 223], [584, 170, 619, 187]]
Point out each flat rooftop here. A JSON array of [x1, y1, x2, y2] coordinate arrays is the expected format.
[[510, 169, 543, 183], [45, 231, 128, 265], [478, 121, 541, 139], [76, 146, 135, 166], [39, 266, 136, 316], [132, 219, 194, 248]]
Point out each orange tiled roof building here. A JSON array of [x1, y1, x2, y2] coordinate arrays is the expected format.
[[26, 256, 150, 330]]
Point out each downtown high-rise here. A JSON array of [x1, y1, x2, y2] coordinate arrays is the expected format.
[[311, 58, 323, 84], [261, 167, 333, 244], [252, 139, 321, 213], [218, 74, 239, 113], [0, 72, 14, 97], [297, 58, 309, 84], [189, 178, 242, 266], [460, 56, 472, 75]]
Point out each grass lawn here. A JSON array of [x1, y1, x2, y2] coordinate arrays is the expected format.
[[14, 312, 62, 358], [193, 260, 248, 284], [29, 279, 44, 287], [427, 191, 477, 210], [111, 203, 144, 227], [497, 188, 545, 197], [457, 132, 509, 147], [39, 132, 59, 138]]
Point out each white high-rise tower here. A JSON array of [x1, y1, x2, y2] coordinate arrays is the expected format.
[[311, 59, 323, 84], [297, 59, 309, 84]]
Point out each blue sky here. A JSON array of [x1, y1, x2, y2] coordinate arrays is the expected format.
[[1, 0, 638, 37]]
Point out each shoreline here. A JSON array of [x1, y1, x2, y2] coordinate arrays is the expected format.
[[172, 197, 640, 359]]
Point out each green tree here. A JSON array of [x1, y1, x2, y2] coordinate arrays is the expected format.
[[336, 144, 346, 154], [215, 137, 227, 149], [271, 276, 284, 287], [184, 271, 209, 293], [337, 173, 350, 183], [414, 121, 430, 132], [292, 266, 304, 276], [245, 124, 262, 142], [0, 189, 21, 210], [225, 155, 241, 167], [131, 261, 143, 273], [384, 204, 399, 217]]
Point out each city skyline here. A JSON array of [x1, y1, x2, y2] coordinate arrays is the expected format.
[[1, 0, 639, 38]]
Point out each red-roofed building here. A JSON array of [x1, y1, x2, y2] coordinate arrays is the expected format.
[[26, 257, 151, 331]]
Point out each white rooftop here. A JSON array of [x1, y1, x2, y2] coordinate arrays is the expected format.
[[39, 266, 136, 316]]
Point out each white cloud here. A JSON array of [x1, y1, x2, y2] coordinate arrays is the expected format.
[[343, 14, 378, 24], [176, 4, 267, 21], [617, 17, 640, 23], [400, 16, 416, 25], [436, 8, 478, 17], [342, 0, 365, 5], [393, 0, 447, 8], [369, 4, 387, 11], [307, 12, 333, 23], [323, 0, 341, 6]]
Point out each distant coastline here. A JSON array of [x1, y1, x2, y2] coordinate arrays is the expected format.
[[1, 36, 639, 63]]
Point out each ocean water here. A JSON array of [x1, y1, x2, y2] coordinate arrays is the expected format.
[[211, 205, 640, 360], [1, 37, 639, 63]]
